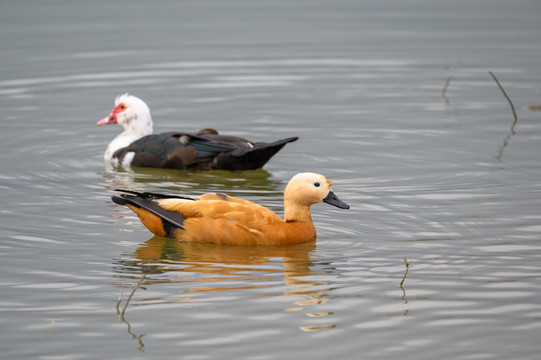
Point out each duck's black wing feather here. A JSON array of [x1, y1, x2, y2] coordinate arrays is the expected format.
[[112, 130, 298, 170]]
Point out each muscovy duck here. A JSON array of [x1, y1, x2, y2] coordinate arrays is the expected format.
[[98, 94, 298, 170]]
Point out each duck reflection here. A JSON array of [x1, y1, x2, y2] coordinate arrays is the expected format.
[[100, 167, 281, 198], [114, 236, 336, 332]]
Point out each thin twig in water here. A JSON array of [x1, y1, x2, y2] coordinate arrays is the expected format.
[[116, 284, 124, 311], [489, 70, 518, 134], [120, 316, 146, 352], [442, 63, 457, 98], [121, 275, 146, 317], [400, 259, 410, 287]]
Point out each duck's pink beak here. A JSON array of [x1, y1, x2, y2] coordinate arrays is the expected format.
[[97, 113, 117, 126]]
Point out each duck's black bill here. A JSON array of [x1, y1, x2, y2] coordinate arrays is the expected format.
[[323, 191, 350, 209]]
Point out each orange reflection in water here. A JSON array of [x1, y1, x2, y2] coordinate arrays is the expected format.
[[120, 236, 335, 332]]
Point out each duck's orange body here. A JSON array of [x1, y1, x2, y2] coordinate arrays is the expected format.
[[125, 194, 317, 245], [112, 173, 349, 246]]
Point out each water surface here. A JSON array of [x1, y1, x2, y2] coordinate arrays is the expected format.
[[1, 0, 541, 359]]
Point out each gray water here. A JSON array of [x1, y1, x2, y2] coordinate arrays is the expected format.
[[1, 0, 541, 359]]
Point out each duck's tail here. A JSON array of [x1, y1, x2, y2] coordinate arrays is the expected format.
[[112, 190, 193, 238], [213, 136, 298, 170]]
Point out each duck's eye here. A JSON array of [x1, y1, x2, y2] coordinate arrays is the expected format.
[[314, 182, 320, 187], [119, 104, 126, 110]]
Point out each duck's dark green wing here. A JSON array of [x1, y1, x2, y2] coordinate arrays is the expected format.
[[112, 130, 298, 170]]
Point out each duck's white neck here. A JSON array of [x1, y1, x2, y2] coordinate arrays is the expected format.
[[122, 112, 153, 136], [103, 114, 153, 161]]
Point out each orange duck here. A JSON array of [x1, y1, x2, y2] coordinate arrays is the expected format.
[[98, 94, 298, 170], [112, 172, 349, 245]]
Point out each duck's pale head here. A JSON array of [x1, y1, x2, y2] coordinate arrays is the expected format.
[[97, 94, 153, 135], [284, 172, 349, 210]]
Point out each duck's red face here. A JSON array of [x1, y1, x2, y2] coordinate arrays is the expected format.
[[97, 102, 127, 126]]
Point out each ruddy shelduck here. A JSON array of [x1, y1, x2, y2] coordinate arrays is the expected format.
[[112, 172, 349, 245]]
